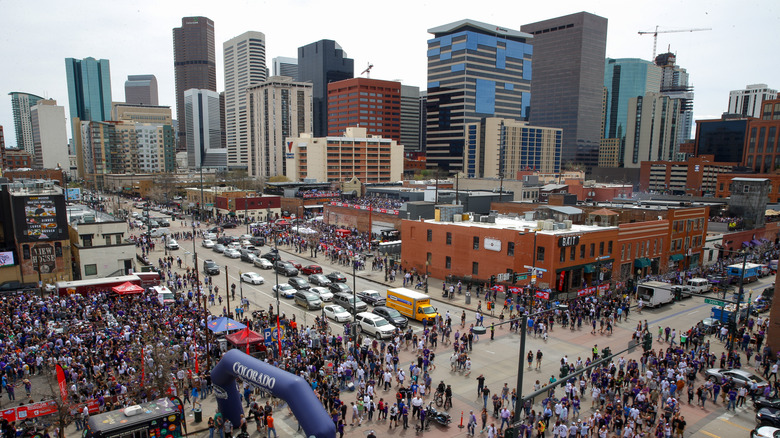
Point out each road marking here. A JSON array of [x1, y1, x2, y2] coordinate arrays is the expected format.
[[720, 418, 752, 431], [700, 431, 720, 438], [686, 311, 698, 315], [484, 350, 496, 354]]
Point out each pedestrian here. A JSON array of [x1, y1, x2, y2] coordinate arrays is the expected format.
[[468, 410, 477, 436], [266, 412, 277, 438], [481, 407, 488, 432]]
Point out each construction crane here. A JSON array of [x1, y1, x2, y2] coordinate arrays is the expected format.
[[360, 63, 373, 78], [638, 26, 712, 59]]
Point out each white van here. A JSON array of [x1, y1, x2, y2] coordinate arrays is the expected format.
[[152, 286, 176, 305], [149, 228, 172, 237], [686, 278, 711, 294], [355, 312, 395, 339]]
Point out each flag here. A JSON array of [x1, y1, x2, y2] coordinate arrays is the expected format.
[[55, 364, 67, 403], [140, 347, 145, 387], [195, 351, 199, 374]]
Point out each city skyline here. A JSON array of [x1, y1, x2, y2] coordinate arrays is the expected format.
[[1, 0, 777, 151]]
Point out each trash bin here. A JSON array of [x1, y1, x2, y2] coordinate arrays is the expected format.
[[487, 301, 492, 311], [504, 426, 517, 438], [465, 291, 471, 305], [193, 407, 202, 423]]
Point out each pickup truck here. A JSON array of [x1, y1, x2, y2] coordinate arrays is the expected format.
[[0, 281, 38, 295]]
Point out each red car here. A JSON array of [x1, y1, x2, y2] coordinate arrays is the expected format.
[[301, 264, 323, 275], [287, 260, 302, 270]]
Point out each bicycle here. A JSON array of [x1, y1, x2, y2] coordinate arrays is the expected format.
[[434, 391, 444, 407], [444, 396, 452, 410]]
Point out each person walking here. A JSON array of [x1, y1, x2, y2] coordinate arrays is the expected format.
[[266, 412, 277, 438], [468, 410, 477, 436]]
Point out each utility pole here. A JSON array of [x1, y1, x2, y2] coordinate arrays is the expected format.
[[728, 250, 749, 360], [225, 266, 231, 318]]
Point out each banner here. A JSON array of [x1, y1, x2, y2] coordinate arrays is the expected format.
[[508, 287, 522, 294], [0, 400, 59, 422], [491, 285, 505, 293], [576, 283, 611, 298], [328, 202, 399, 216], [534, 290, 550, 300], [558, 272, 566, 291], [56, 364, 67, 403]]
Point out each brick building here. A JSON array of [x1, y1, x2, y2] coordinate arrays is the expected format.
[[716, 173, 780, 203], [742, 98, 780, 173], [2, 148, 32, 169], [638, 155, 737, 195], [327, 78, 401, 141], [214, 195, 281, 222]]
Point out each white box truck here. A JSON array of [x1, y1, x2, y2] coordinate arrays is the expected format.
[[637, 281, 674, 308]]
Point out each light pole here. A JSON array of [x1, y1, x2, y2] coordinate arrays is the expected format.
[[352, 255, 359, 343], [425, 261, 430, 294], [245, 192, 249, 235]]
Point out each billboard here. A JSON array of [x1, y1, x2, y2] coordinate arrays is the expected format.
[[65, 188, 81, 201], [0, 251, 14, 267], [13, 195, 68, 243]]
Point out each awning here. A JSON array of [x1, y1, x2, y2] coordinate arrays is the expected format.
[[752, 239, 763, 246], [111, 282, 144, 295], [670, 254, 685, 262], [303, 205, 324, 209], [634, 258, 651, 268], [742, 241, 751, 247], [584, 265, 596, 273]]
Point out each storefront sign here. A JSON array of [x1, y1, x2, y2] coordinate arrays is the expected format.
[[329, 202, 399, 216], [534, 290, 550, 300], [576, 283, 611, 298], [558, 235, 581, 247]]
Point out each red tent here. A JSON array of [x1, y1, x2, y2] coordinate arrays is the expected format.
[[225, 327, 264, 346], [335, 229, 350, 237], [111, 282, 144, 295]]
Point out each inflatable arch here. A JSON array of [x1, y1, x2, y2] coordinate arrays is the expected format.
[[211, 350, 335, 438]]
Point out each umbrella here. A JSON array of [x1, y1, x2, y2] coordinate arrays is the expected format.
[[112, 282, 144, 295], [207, 316, 246, 333], [225, 327, 264, 346]]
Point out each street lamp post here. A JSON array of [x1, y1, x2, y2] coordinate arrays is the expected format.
[[425, 261, 430, 294], [352, 255, 358, 343]]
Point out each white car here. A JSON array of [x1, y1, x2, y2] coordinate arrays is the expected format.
[[752, 425, 780, 438], [203, 232, 217, 240], [224, 248, 241, 259], [202, 239, 215, 248], [166, 239, 179, 250], [310, 286, 334, 302], [240, 272, 265, 285], [254, 258, 273, 269], [273, 283, 297, 299], [323, 304, 352, 322], [227, 242, 242, 250], [240, 234, 253, 241]]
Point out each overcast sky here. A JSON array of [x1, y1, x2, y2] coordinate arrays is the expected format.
[[2, 0, 778, 148]]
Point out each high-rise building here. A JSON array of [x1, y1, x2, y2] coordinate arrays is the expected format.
[[742, 98, 780, 173], [464, 117, 561, 178], [124, 75, 159, 106], [601, 58, 661, 165], [273, 57, 298, 79], [9, 92, 43, 153], [419, 91, 427, 152], [655, 52, 694, 145], [30, 99, 68, 169], [136, 123, 176, 173], [297, 40, 354, 137], [521, 12, 608, 171], [694, 116, 750, 163], [0, 125, 6, 174], [223, 31, 267, 169], [426, 19, 533, 173], [112, 103, 173, 125], [400, 85, 421, 152], [247, 76, 313, 179], [80, 121, 120, 188], [728, 84, 778, 118], [173, 16, 216, 153], [327, 78, 400, 140], [184, 89, 225, 169], [285, 127, 404, 183], [65, 57, 112, 124], [623, 92, 681, 168]]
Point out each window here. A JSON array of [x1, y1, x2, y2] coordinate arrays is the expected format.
[[570, 246, 576, 261], [580, 245, 585, 259], [472, 262, 479, 275], [628, 244, 632, 258], [599, 242, 604, 256], [84, 264, 98, 276], [621, 244, 625, 260], [427, 230, 432, 241], [507, 242, 515, 256], [105, 236, 111, 246], [81, 235, 93, 248], [473, 236, 479, 250], [608, 241, 613, 255], [590, 243, 595, 257], [445, 256, 451, 269], [115, 235, 123, 245], [446, 232, 452, 245], [536, 246, 545, 262], [560, 248, 565, 262], [427, 252, 432, 264]]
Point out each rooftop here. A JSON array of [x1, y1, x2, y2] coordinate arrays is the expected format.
[[67, 204, 121, 225], [425, 215, 615, 235], [428, 19, 533, 41]]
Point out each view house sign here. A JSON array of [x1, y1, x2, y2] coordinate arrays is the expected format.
[[558, 235, 581, 247], [484, 237, 501, 252]]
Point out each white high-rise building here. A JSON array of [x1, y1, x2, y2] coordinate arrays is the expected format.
[[728, 84, 778, 118], [223, 31, 267, 169], [30, 99, 68, 169], [272, 57, 298, 79], [247, 76, 312, 179], [184, 89, 225, 169]]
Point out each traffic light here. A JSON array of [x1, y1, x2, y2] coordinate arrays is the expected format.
[[642, 332, 653, 352], [490, 275, 496, 286]]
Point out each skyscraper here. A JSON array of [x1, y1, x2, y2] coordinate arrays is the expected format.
[[223, 31, 267, 169], [184, 89, 225, 169], [124, 75, 159, 106], [623, 92, 681, 167], [655, 52, 694, 145], [400, 85, 421, 152], [297, 40, 354, 137], [521, 12, 608, 170], [30, 99, 68, 169], [601, 58, 661, 165], [327, 78, 400, 140], [9, 92, 43, 153], [272, 57, 298, 79], [426, 19, 533, 173], [65, 57, 112, 123], [728, 84, 778, 118], [173, 16, 216, 153], [247, 76, 313, 179]]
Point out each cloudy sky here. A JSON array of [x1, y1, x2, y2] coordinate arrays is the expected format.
[[2, 0, 778, 147]]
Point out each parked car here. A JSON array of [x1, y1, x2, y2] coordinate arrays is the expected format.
[[275, 261, 299, 277], [203, 232, 217, 240], [224, 248, 241, 259], [294, 290, 322, 310], [323, 304, 352, 322], [757, 407, 780, 428], [165, 239, 179, 250], [301, 264, 323, 275], [357, 290, 386, 306], [202, 239, 215, 248], [705, 368, 769, 392], [309, 286, 334, 302], [262, 251, 281, 263], [240, 234, 253, 241], [372, 306, 408, 328], [289, 277, 311, 290], [250, 236, 266, 246], [240, 272, 265, 285], [287, 260, 302, 270], [751, 425, 780, 438], [308, 274, 331, 287], [221, 223, 237, 229], [755, 398, 780, 411], [272, 283, 297, 299], [227, 242, 242, 251], [333, 292, 367, 313], [159, 219, 171, 227], [254, 258, 273, 269], [206, 226, 222, 234], [326, 271, 347, 283], [355, 312, 395, 339], [213, 244, 226, 253], [203, 260, 220, 275], [328, 282, 353, 295]]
